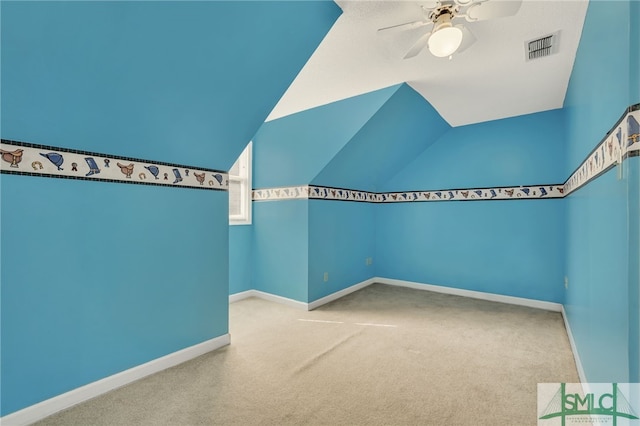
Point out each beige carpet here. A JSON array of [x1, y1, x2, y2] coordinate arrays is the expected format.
[[34, 283, 579, 425]]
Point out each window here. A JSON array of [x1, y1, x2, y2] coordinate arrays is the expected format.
[[229, 142, 252, 225]]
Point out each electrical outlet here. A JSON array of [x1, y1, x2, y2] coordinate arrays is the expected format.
[[564, 276, 569, 289], [324, 272, 329, 282], [365, 257, 373, 266]]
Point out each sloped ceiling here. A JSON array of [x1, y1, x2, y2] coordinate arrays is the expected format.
[[253, 85, 400, 188], [267, 0, 589, 127], [312, 84, 450, 191], [1, 1, 341, 170], [254, 83, 451, 190]]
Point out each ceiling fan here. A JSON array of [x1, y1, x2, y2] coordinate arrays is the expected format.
[[378, 0, 523, 59]]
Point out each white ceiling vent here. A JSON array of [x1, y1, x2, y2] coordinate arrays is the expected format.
[[525, 31, 560, 61]]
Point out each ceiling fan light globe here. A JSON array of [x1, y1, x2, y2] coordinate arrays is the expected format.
[[428, 26, 463, 57]]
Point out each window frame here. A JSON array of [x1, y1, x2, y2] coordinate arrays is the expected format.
[[229, 142, 252, 225]]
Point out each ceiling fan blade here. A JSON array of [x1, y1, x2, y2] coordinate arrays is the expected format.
[[378, 20, 429, 35], [465, 0, 522, 22], [404, 31, 432, 59], [455, 25, 477, 54]]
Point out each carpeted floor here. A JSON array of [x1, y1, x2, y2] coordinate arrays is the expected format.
[[34, 283, 579, 425]]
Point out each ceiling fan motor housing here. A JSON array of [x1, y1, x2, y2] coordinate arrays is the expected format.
[[431, 10, 456, 33], [428, 4, 459, 25]]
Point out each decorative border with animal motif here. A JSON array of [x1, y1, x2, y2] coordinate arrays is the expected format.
[[253, 184, 564, 203], [252, 185, 311, 201], [564, 105, 639, 195], [252, 105, 640, 203], [378, 185, 564, 202], [0, 140, 228, 191], [252, 186, 380, 202]]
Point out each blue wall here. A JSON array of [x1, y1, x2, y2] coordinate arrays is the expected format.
[[250, 199, 377, 304], [631, 1, 640, 103], [627, 5, 640, 382], [628, 158, 639, 382], [308, 200, 376, 302], [1, 0, 340, 416], [563, 0, 638, 383], [249, 86, 401, 302], [250, 85, 449, 303], [383, 109, 566, 191], [253, 85, 399, 188], [563, 1, 633, 176], [565, 168, 630, 382], [248, 101, 569, 306], [376, 199, 565, 302], [230, 225, 253, 295], [313, 84, 450, 191], [1, 177, 229, 415], [252, 200, 309, 302], [376, 110, 567, 302]]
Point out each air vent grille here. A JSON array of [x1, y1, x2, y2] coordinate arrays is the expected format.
[[525, 32, 559, 61]]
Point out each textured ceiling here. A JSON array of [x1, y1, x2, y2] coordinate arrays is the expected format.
[[267, 0, 589, 127]]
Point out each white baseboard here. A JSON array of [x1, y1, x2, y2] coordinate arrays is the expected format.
[[233, 278, 564, 313], [0, 334, 230, 426], [375, 277, 563, 312], [230, 289, 307, 309], [307, 278, 376, 310], [229, 289, 256, 303], [231, 279, 377, 311], [561, 306, 587, 384]]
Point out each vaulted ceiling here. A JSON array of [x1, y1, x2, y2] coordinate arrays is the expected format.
[[267, 0, 589, 127]]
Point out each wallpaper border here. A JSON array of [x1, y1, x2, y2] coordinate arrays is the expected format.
[[0, 139, 228, 191], [253, 184, 565, 203], [563, 106, 639, 196], [253, 105, 640, 203]]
